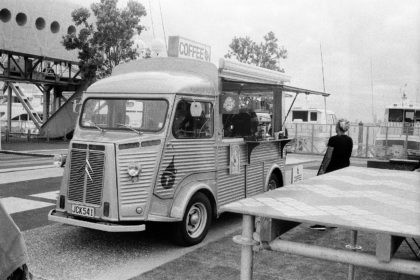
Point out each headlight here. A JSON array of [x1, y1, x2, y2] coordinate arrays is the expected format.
[[127, 162, 141, 177], [53, 154, 67, 167]]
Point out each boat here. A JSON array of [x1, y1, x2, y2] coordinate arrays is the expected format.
[[374, 102, 420, 159], [285, 107, 337, 153]]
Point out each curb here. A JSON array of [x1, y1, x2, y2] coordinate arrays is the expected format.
[[0, 164, 57, 173], [0, 150, 54, 158]]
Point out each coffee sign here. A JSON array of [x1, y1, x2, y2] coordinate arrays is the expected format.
[[168, 36, 211, 62]]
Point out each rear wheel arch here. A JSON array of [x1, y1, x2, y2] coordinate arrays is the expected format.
[[265, 166, 284, 191]]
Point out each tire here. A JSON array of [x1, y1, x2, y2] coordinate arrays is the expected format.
[[174, 192, 212, 246], [267, 173, 281, 191]]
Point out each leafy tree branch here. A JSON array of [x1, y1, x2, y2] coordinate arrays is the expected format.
[[225, 31, 288, 72], [62, 0, 147, 82]]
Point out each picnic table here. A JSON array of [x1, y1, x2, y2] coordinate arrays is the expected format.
[[221, 166, 420, 280]]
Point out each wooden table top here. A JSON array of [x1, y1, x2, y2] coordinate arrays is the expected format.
[[222, 166, 420, 238]]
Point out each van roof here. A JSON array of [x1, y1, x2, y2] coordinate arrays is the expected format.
[[86, 57, 218, 96], [86, 57, 330, 97]]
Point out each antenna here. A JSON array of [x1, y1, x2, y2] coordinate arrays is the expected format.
[[320, 43, 328, 124], [158, 0, 168, 52], [401, 83, 408, 106], [370, 58, 374, 122]]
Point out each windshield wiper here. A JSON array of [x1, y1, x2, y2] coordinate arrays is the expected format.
[[87, 121, 105, 133], [117, 123, 143, 135]]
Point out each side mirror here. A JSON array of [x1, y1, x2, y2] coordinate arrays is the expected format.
[[72, 100, 82, 113]]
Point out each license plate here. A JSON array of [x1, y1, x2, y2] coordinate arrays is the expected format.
[[72, 205, 95, 217]]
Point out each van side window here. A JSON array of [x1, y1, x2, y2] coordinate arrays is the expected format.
[[172, 100, 213, 139]]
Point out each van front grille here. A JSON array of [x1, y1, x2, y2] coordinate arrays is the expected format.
[[68, 146, 105, 206]]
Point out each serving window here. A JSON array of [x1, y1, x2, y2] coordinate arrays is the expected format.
[[222, 93, 272, 139]]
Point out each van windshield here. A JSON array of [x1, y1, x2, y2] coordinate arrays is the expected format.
[[80, 98, 168, 132]]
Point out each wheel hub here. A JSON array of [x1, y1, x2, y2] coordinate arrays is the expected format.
[[190, 212, 199, 226], [186, 203, 207, 238]]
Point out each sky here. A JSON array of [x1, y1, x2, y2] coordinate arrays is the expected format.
[[69, 0, 420, 123]]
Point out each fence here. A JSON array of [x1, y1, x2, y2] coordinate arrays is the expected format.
[[0, 120, 72, 143], [1, 120, 419, 159], [285, 122, 420, 159]]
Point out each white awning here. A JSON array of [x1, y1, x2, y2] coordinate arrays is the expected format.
[[219, 58, 290, 85], [219, 58, 329, 97]]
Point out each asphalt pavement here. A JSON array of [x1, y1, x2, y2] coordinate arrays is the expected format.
[[1, 140, 418, 280]]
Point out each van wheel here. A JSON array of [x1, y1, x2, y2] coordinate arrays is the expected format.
[[267, 173, 281, 190], [174, 193, 212, 246]]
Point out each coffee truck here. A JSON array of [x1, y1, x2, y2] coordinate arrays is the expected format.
[[49, 54, 328, 245]]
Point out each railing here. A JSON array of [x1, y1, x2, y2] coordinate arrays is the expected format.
[[0, 120, 70, 143], [2, 120, 419, 158], [285, 122, 420, 159]]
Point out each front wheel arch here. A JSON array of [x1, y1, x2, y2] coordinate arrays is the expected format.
[[170, 182, 216, 220], [173, 192, 212, 246]]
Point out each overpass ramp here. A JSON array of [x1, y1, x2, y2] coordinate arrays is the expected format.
[[39, 84, 88, 138]]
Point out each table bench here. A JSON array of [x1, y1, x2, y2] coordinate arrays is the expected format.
[[221, 166, 420, 279]]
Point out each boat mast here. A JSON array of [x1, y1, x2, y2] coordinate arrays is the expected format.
[[320, 43, 327, 124], [370, 58, 374, 122], [158, 0, 168, 52], [148, 0, 155, 39]]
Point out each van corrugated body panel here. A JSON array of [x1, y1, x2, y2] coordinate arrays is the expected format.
[[154, 139, 216, 198], [117, 148, 158, 206], [246, 164, 263, 197], [250, 142, 281, 163], [217, 168, 245, 206], [217, 147, 229, 167]]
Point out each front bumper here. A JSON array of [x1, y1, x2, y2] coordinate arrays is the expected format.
[[48, 209, 146, 232]]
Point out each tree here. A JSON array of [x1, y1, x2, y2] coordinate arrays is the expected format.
[[225, 31, 288, 72], [62, 0, 147, 81]]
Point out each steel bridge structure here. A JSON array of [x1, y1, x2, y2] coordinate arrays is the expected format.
[[0, 0, 84, 141]]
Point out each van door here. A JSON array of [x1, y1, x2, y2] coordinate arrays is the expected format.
[[154, 97, 216, 199]]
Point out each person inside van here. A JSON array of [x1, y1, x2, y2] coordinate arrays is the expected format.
[[173, 101, 193, 138], [231, 108, 258, 138]]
